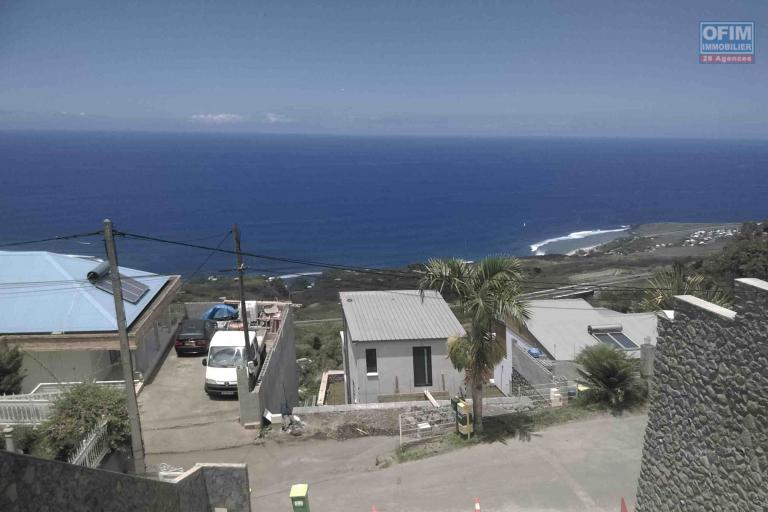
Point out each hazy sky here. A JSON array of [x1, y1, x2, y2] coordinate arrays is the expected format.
[[0, 0, 765, 137]]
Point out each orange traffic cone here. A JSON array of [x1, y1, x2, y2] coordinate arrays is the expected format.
[[474, 497, 481, 511], [620, 497, 628, 512]]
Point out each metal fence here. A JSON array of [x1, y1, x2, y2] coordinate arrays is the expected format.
[[506, 381, 570, 408], [398, 407, 457, 447], [398, 382, 574, 447], [68, 418, 111, 468]]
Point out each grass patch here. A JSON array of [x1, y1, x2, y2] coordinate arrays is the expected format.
[[295, 320, 344, 400], [294, 301, 342, 321], [395, 433, 476, 463]]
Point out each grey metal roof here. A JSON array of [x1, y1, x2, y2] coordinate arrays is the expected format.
[[340, 290, 466, 342], [517, 299, 658, 360], [0, 250, 172, 334]]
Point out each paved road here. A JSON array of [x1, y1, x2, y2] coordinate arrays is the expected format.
[[138, 350, 254, 456], [145, 412, 647, 512], [522, 272, 654, 300]]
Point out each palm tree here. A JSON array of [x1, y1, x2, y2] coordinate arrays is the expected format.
[[419, 256, 529, 433], [575, 344, 645, 411], [640, 262, 730, 311]]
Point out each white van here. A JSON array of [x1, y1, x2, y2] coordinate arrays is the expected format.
[[202, 330, 263, 396]]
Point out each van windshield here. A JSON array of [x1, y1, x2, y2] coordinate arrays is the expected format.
[[207, 346, 244, 368]]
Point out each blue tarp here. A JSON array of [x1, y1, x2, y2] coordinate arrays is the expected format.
[[202, 304, 238, 321]]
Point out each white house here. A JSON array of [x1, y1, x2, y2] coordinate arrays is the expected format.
[[340, 290, 466, 404], [494, 299, 658, 393], [0, 250, 181, 392]]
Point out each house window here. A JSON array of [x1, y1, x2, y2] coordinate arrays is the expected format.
[[365, 348, 377, 374], [412, 346, 432, 387]]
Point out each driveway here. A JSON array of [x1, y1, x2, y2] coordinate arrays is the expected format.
[[144, 412, 648, 512], [138, 350, 254, 456]]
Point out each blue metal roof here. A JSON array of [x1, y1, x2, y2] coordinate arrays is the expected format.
[[0, 250, 171, 334]]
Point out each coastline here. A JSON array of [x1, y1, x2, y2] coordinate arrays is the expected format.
[[529, 226, 631, 256], [530, 221, 742, 258]]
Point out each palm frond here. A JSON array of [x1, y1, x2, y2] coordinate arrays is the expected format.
[[641, 261, 731, 311], [418, 258, 472, 301]]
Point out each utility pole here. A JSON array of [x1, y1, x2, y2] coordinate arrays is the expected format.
[[233, 224, 251, 362], [103, 219, 146, 475]]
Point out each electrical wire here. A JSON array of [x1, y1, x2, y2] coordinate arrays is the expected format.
[[186, 230, 232, 280], [115, 230, 420, 279], [0, 231, 102, 248]]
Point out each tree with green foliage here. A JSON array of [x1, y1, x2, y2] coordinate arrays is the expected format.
[[0, 344, 25, 395], [41, 383, 130, 461], [575, 344, 645, 412], [419, 256, 529, 433], [640, 261, 730, 311], [705, 220, 768, 284]]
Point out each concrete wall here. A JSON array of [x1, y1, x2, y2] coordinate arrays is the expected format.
[[494, 327, 558, 394], [18, 302, 182, 392], [21, 350, 114, 393], [238, 307, 299, 423], [134, 316, 180, 382], [345, 329, 464, 404], [635, 278, 768, 511], [0, 450, 250, 512], [492, 327, 515, 395]]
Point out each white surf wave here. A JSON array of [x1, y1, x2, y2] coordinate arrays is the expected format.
[[530, 226, 629, 255], [277, 271, 323, 280]]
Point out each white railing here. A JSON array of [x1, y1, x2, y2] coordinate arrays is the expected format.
[[30, 380, 133, 395], [0, 381, 135, 426], [68, 418, 110, 468], [0, 399, 52, 425]]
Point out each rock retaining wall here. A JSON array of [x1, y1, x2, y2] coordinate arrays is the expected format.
[[635, 278, 768, 511]]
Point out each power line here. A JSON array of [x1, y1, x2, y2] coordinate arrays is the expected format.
[[0, 228, 747, 299], [0, 231, 102, 248], [115, 230, 421, 279], [187, 230, 231, 280]]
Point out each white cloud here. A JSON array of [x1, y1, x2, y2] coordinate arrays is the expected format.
[[190, 113, 244, 124], [264, 112, 292, 124]]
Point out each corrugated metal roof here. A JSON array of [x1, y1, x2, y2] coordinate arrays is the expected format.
[[0, 250, 172, 334], [340, 290, 466, 342], [518, 299, 658, 360]]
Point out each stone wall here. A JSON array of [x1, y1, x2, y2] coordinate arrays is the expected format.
[[0, 450, 250, 512], [202, 464, 251, 512], [635, 278, 768, 511]]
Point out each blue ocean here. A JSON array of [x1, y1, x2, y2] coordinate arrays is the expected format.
[[1, 131, 767, 276]]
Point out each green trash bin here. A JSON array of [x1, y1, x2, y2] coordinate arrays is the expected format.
[[290, 483, 310, 512]]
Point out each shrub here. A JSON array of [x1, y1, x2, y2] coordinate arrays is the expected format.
[[0, 344, 26, 395], [40, 383, 130, 461], [575, 344, 646, 412]]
